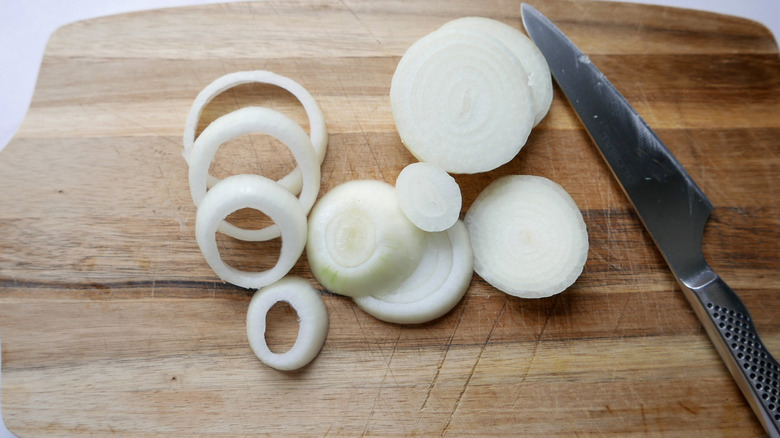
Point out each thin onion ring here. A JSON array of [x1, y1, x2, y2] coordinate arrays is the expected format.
[[183, 70, 328, 194], [195, 174, 307, 289], [189, 107, 320, 241]]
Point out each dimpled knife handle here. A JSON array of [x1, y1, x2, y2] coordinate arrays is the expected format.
[[687, 275, 780, 437]]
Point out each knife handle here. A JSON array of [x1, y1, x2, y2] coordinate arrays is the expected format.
[[685, 275, 780, 437]]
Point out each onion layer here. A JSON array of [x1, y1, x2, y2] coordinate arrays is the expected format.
[[183, 70, 328, 194], [189, 107, 320, 241], [464, 175, 588, 298], [353, 220, 473, 324], [307, 180, 426, 297], [195, 174, 307, 289], [395, 162, 462, 232], [247, 276, 329, 371], [390, 26, 534, 174]]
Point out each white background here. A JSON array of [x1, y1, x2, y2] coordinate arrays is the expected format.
[[0, 0, 778, 436]]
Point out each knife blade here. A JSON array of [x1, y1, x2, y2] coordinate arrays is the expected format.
[[521, 4, 779, 436]]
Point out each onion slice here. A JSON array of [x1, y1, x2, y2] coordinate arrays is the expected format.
[[195, 174, 307, 289], [464, 175, 588, 298], [353, 220, 473, 324], [390, 26, 534, 174], [306, 180, 426, 297], [395, 162, 462, 232], [441, 17, 553, 127], [183, 70, 328, 194], [246, 276, 329, 371], [189, 107, 320, 241]]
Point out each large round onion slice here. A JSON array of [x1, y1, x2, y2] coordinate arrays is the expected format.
[[246, 276, 329, 371], [390, 26, 534, 174], [353, 220, 473, 324], [183, 70, 328, 195], [464, 175, 588, 298], [195, 174, 307, 290], [189, 107, 320, 242], [306, 180, 426, 298], [441, 17, 553, 127]]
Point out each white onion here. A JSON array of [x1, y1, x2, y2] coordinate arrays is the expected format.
[[441, 17, 553, 126], [195, 174, 307, 289], [189, 107, 320, 241], [395, 162, 462, 232], [464, 175, 588, 298], [183, 70, 328, 194], [306, 180, 426, 297], [390, 26, 534, 174], [353, 220, 473, 324], [246, 276, 329, 371]]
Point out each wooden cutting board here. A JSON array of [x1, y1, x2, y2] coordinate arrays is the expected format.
[[1, 0, 778, 435]]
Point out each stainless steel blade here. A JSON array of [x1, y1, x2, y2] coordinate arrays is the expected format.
[[521, 4, 779, 436]]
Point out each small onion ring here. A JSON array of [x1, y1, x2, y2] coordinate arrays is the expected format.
[[195, 174, 307, 289], [353, 220, 473, 324], [189, 107, 320, 241], [183, 70, 328, 194], [246, 276, 329, 371]]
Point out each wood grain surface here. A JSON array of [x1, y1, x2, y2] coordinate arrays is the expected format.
[[1, 0, 779, 436]]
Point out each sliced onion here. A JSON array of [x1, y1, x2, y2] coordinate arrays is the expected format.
[[306, 180, 426, 298], [189, 107, 320, 241], [353, 220, 473, 324], [183, 70, 328, 194], [395, 162, 462, 232], [464, 175, 588, 298], [441, 17, 553, 126], [246, 276, 329, 371], [195, 174, 307, 289], [390, 26, 534, 174]]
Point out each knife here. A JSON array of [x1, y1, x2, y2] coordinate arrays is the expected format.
[[521, 4, 780, 436]]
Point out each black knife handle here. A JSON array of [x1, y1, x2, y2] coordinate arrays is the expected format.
[[684, 275, 780, 437]]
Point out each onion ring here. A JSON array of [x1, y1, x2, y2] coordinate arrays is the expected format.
[[189, 107, 320, 241], [246, 276, 329, 371], [195, 174, 307, 289], [183, 70, 328, 194]]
